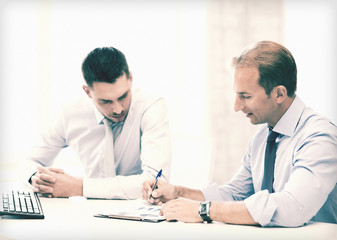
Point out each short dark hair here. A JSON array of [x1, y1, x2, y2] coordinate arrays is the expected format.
[[232, 41, 297, 97], [82, 47, 131, 88]]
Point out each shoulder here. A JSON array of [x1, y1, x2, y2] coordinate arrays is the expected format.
[[57, 96, 95, 122], [298, 107, 337, 136], [292, 107, 337, 150], [131, 88, 167, 110]]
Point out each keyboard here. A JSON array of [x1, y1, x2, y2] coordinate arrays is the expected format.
[[0, 190, 44, 219]]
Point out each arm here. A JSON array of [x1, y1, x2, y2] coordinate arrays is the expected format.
[[150, 151, 257, 224], [210, 201, 257, 225], [20, 107, 68, 191], [142, 179, 205, 205], [142, 174, 257, 224], [245, 128, 337, 227], [161, 198, 257, 225]]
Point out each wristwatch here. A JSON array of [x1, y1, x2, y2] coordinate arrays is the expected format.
[[199, 201, 212, 223]]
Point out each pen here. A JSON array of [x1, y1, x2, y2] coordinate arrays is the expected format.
[[148, 169, 162, 201]]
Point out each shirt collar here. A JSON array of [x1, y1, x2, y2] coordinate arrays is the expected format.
[[272, 95, 306, 137], [94, 106, 105, 125]]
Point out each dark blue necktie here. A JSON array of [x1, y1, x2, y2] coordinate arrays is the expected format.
[[261, 129, 279, 193]]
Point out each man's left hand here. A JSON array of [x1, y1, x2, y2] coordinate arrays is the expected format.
[[36, 166, 83, 198], [160, 197, 203, 223]]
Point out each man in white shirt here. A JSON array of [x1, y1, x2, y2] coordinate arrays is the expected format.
[[22, 47, 171, 199], [142, 41, 337, 227]]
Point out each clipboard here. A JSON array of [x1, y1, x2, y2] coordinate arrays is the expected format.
[[94, 204, 165, 223]]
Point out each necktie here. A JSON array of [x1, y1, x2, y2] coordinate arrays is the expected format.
[[103, 118, 116, 177], [261, 129, 279, 193]]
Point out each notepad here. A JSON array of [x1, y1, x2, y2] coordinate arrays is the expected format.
[[94, 201, 165, 222]]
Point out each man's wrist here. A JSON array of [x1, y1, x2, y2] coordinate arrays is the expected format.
[[75, 178, 84, 196], [199, 201, 212, 223], [174, 185, 183, 198]]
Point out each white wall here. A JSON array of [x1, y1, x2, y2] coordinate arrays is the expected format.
[[1, 0, 336, 183], [285, 0, 337, 124], [0, 0, 206, 163]]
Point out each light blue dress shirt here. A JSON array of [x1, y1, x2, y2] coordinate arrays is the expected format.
[[202, 96, 337, 227], [22, 88, 172, 199]]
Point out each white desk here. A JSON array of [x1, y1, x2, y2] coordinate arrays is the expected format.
[[1, 196, 336, 240]]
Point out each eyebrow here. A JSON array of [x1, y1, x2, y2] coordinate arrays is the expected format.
[[237, 91, 250, 95], [118, 91, 128, 100], [98, 90, 129, 102]]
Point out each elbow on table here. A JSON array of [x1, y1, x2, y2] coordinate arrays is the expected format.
[[269, 208, 314, 227]]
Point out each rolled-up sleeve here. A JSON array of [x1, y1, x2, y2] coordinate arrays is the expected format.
[[245, 130, 337, 227]]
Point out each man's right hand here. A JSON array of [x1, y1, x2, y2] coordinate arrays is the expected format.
[[30, 166, 65, 197], [142, 179, 178, 205]]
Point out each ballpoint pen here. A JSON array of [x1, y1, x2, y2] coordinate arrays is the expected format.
[[148, 169, 162, 201]]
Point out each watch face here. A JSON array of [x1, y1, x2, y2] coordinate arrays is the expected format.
[[200, 204, 207, 214], [199, 202, 212, 223]]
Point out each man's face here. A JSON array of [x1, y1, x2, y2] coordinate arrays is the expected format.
[[83, 73, 133, 122], [233, 67, 279, 127]]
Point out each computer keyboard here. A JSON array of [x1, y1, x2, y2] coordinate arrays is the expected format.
[[0, 190, 44, 219]]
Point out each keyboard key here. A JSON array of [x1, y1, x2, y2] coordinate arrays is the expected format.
[[13, 192, 21, 212]]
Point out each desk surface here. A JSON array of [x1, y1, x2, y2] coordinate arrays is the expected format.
[[1, 196, 336, 240]]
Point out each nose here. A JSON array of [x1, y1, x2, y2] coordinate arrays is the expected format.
[[112, 102, 123, 115], [234, 97, 244, 112]]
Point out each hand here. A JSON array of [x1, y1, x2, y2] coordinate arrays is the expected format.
[[142, 179, 177, 205], [160, 197, 203, 223], [31, 166, 65, 197], [31, 166, 83, 198]]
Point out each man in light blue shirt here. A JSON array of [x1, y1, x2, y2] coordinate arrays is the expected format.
[[143, 41, 337, 227]]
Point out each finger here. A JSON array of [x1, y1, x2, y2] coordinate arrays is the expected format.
[[37, 165, 54, 175], [143, 179, 156, 192], [31, 175, 48, 187], [142, 189, 149, 200], [39, 173, 56, 183], [160, 208, 174, 221], [151, 180, 166, 196], [142, 189, 150, 200], [152, 198, 162, 205], [161, 206, 177, 222], [43, 193, 53, 198], [148, 197, 155, 204], [48, 167, 65, 174], [37, 184, 54, 194], [152, 190, 159, 198], [32, 175, 54, 186], [32, 186, 39, 192]]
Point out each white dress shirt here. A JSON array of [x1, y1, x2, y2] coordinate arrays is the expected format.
[[201, 96, 337, 227], [22, 88, 172, 199]]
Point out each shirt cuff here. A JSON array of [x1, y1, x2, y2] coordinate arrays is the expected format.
[[244, 190, 278, 227], [83, 178, 118, 199]]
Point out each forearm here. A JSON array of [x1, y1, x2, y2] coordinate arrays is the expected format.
[[175, 185, 205, 201], [84, 171, 156, 199], [210, 201, 258, 225]]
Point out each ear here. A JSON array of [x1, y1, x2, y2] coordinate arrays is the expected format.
[[275, 85, 287, 104], [128, 72, 133, 87], [82, 85, 92, 98]]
